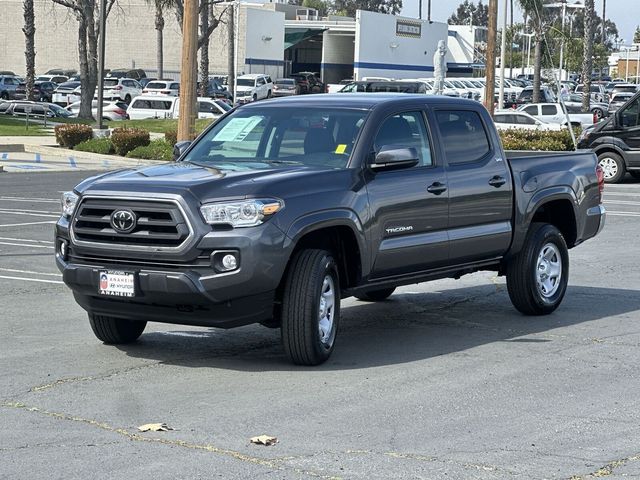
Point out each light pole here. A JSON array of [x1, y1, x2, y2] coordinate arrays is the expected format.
[[96, 0, 107, 130], [498, 0, 508, 109], [543, 1, 584, 81]]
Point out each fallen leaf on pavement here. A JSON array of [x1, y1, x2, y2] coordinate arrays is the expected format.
[[137, 423, 173, 432], [250, 435, 278, 446]]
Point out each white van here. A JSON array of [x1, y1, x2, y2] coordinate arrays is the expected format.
[[127, 95, 230, 120]]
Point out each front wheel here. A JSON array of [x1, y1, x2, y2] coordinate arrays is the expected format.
[[124, 94, 132, 104], [506, 223, 569, 316], [280, 249, 340, 365], [355, 287, 396, 302], [88, 313, 147, 344], [598, 152, 626, 183]]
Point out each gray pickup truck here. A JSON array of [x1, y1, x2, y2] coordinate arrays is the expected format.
[[55, 95, 606, 365]]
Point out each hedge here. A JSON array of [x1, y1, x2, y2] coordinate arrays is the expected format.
[[54, 124, 93, 149], [498, 128, 579, 151], [126, 139, 173, 161], [74, 137, 114, 155], [110, 127, 150, 156]]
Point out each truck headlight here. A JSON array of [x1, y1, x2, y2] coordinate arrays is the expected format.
[[61, 191, 79, 218], [200, 199, 283, 227]]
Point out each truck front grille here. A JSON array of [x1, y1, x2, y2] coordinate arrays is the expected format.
[[71, 198, 192, 249]]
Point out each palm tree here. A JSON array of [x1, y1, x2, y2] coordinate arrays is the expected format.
[[582, 0, 595, 112], [518, 0, 544, 103], [22, 0, 35, 101], [147, 0, 176, 79]]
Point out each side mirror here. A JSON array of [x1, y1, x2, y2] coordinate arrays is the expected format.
[[371, 145, 419, 171], [173, 140, 192, 161]]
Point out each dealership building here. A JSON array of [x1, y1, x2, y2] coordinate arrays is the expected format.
[[0, 0, 486, 82]]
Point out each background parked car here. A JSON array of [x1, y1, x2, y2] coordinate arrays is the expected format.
[[15, 81, 57, 102], [272, 78, 299, 97], [516, 86, 557, 104], [35, 74, 68, 84], [201, 78, 233, 103], [561, 93, 609, 121], [575, 83, 608, 103], [142, 80, 180, 96], [0, 70, 17, 76], [290, 72, 324, 94], [100, 77, 142, 104], [235, 74, 273, 104], [493, 110, 562, 131], [53, 81, 81, 105], [174, 97, 231, 119], [45, 68, 77, 77], [0, 100, 73, 119], [127, 95, 229, 120], [608, 92, 635, 113], [138, 77, 157, 88], [0, 75, 21, 100], [106, 68, 147, 81], [326, 79, 353, 93], [65, 99, 129, 121]]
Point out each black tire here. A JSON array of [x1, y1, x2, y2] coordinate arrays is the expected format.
[[124, 94, 132, 104], [0, 92, 8, 100], [252, 94, 257, 102], [506, 223, 569, 316], [267, 90, 272, 98], [355, 287, 396, 302], [88, 313, 146, 344], [597, 151, 626, 184], [280, 249, 340, 366]]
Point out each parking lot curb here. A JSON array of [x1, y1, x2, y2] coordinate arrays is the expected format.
[[23, 144, 165, 166]]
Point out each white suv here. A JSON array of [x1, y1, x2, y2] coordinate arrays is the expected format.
[[98, 77, 143, 104], [235, 74, 273, 104]]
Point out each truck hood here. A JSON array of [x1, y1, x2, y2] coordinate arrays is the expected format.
[[74, 161, 346, 201]]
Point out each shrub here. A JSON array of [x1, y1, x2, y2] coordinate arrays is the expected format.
[[126, 139, 173, 161], [54, 124, 93, 149], [498, 127, 579, 151], [165, 129, 177, 146], [74, 137, 114, 155], [110, 127, 150, 156]]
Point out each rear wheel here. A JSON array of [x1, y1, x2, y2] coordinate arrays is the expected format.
[[598, 152, 626, 183], [88, 313, 146, 344], [506, 223, 569, 316], [355, 287, 396, 302], [124, 94, 132, 104], [280, 249, 340, 366], [0, 92, 8, 100]]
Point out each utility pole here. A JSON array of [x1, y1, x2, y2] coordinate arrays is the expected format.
[[419, 0, 422, 19], [177, 0, 198, 141], [227, 4, 234, 95], [509, 0, 513, 78], [602, 0, 606, 44], [96, 0, 107, 130], [484, 0, 497, 115], [427, 0, 431, 21], [498, 0, 508, 110]]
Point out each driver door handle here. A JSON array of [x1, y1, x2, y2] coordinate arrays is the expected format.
[[489, 175, 506, 188], [427, 182, 447, 195]]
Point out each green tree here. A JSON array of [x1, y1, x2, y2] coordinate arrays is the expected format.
[[518, 0, 547, 103], [448, 0, 489, 27], [332, 0, 402, 17], [302, 0, 328, 16], [634, 26, 640, 44]]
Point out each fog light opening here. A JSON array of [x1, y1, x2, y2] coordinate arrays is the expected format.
[[58, 239, 68, 261], [211, 251, 240, 273], [222, 254, 238, 271]]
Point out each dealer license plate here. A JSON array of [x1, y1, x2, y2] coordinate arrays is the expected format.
[[99, 270, 135, 297]]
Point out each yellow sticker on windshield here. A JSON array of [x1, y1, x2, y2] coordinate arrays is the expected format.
[[335, 144, 347, 154]]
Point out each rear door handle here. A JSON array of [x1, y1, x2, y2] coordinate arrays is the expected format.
[[489, 176, 506, 188], [427, 182, 447, 195]]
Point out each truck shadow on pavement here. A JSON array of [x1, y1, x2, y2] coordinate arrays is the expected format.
[[115, 283, 640, 371]]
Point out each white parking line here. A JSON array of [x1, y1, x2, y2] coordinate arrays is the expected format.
[[0, 275, 63, 285], [0, 208, 59, 214], [607, 211, 640, 217], [0, 267, 60, 277], [0, 196, 58, 202], [603, 200, 640, 206], [0, 241, 54, 249], [0, 211, 59, 218], [0, 236, 51, 244], [0, 197, 59, 204], [0, 221, 57, 228]]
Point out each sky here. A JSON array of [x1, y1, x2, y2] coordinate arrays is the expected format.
[[401, 0, 638, 48]]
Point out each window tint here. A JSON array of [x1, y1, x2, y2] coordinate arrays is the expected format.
[[170, 83, 180, 90], [523, 105, 537, 115], [494, 114, 510, 124], [435, 110, 491, 164], [516, 114, 535, 125], [541, 105, 556, 115], [198, 101, 217, 113], [374, 111, 433, 167], [620, 97, 640, 128]]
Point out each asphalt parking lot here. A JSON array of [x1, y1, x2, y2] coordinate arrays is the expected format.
[[1, 170, 640, 480]]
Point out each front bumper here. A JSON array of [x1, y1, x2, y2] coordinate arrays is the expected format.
[[55, 215, 290, 328]]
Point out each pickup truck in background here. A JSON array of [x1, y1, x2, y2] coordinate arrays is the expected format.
[[518, 103, 595, 128], [55, 95, 606, 365]]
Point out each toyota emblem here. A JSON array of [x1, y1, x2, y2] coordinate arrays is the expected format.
[[110, 209, 137, 233]]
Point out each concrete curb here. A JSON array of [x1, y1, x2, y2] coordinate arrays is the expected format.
[[23, 144, 165, 166]]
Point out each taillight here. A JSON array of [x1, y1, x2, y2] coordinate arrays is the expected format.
[[593, 112, 597, 124], [114, 108, 126, 115], [115, 85, 123, 90], [596, 164, 605, 203]]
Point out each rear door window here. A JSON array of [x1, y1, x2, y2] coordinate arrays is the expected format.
[[541, 105, 556, 115], [435, 110, 491, 165]]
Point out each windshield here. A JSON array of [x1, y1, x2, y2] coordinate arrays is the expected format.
[[237, 79, 255, 87], [182, 107, 368, 170]]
